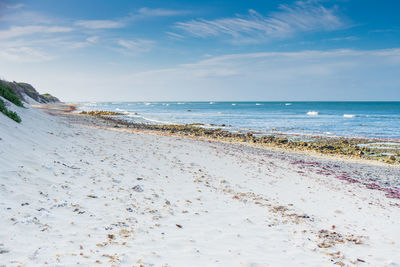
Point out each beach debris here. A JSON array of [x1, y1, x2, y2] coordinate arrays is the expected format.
[[107, 234, 115, 240], [80, 110, 124, 116], [317, 229, 364, 248], [0, 248, 10, 254], [176, 224, 183, 228], [132, 185, 143, 192], [87, 194, 98, 198], [39, 191, 48, 197], [54, 160, 80, 169], [102, 253, 121, 264]]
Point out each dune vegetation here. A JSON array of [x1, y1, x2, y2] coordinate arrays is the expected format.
[[0, 83, 23, 123]]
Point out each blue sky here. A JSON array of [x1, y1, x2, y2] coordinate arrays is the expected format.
[[0, 0, 399, 101]]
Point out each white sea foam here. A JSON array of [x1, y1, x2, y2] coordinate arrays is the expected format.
[[115, 108, 127, 113], [142, 117, 174, 124], [177, 102, 185, 105], [127, 113, 174, 125], [285, 103, 292, 106], [232, 103, 237, 106], [343, 114, 355, 118], [307, 111, 319, 116], [145, 102, 151, 106], [83, 102, 97, 107], [209, 102, 215, 104], [255, 103, 262, 106]]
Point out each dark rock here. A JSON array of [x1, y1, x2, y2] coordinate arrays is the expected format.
[[0, 249, 10, 254], [132, 185, 143, 192]]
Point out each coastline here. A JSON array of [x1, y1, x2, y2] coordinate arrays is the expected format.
[[65, 107, 400, 166], [1, 104, 400, 266], [45, 105, 400, 199]]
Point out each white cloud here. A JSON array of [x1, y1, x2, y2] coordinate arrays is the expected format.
[[74, 19, 125, 29], [60, 36, 99, 49], [136, 7, 189, 17], [111, 48, 400, 101], [166, 31, 184, 39], [116, 39, 154, 55], [0, 10, 58, 25], [328, 36, 358, 41], [0, 25, 73, 39], [0, 46, 53, 62], [174, 1, 346, 43], [6, 3, 25, 9], [73, 7, 188, 30], [86, 36, 99, 43]]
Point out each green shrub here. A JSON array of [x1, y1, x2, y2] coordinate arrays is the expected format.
[[0, 83, 24, 107], [0, 98, 22, 123]]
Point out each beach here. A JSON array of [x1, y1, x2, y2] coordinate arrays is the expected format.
[[1, 104, 400, 266]]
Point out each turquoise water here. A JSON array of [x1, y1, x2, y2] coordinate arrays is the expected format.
[[79, 102, 400, 140]]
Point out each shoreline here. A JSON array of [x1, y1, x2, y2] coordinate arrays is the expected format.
[[57, 107, 400, 166], [41, 105, 400, 199], [1, 103, 400, 265]]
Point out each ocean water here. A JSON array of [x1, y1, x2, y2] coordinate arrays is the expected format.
[[78, 102, 400, 140]]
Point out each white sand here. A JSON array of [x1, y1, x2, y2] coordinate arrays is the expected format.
[[1, 101, 400, 266]]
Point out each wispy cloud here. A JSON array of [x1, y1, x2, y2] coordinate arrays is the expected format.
[[328, 36, 358, 41], [0, 25, 73, 39], [74, 7, 189, 30], [114, 48, 400, 101], [74, 19, 125, 29], [57, 36, 100, 49], [116, 39, 154, 55], [86, 36, 99, 43], [0, 46, 54, 62], [166, 31, 185, 40], [136, 7, 189, 17], [6, 3, 25, 9], [0, 6, 184, 61], [180, 49, 400, 68], [0, 9, 58, 25], [174, 1, 347, 43]]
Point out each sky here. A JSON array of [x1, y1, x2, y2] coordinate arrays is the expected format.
[[0, 0, 399, 101]]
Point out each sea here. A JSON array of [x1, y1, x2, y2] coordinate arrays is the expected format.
[[78, 102, 400, 140]]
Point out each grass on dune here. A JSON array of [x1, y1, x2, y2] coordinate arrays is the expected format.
[[0, 83, 24, 107], [0, 83, 23, 123]]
